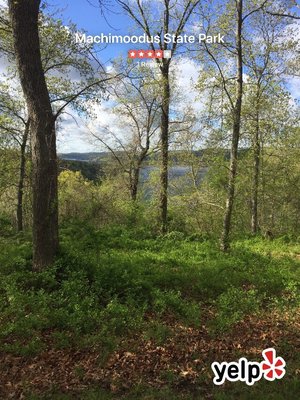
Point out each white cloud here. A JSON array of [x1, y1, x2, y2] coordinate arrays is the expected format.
[[57, 102, 123, 153], [58, 57, 204, 153], [57, 111, 94, 153], [171, 57, 203, 112], [286, 76, 300, 100]]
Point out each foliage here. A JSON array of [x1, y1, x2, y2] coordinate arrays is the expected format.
[[0, 224, 299, 355], [1, 0, 300, 398], [0, 224, 299, 397]]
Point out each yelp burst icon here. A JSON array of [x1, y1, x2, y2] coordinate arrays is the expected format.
[[261, 348, 286, 381]]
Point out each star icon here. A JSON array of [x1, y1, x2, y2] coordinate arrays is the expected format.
[[128, 50, 136, 58]]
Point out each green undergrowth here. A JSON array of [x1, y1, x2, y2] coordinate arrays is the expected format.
[[0, 223, 299, 356], [27, 376, 300, 400]]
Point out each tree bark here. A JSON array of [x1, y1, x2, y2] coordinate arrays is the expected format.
[[130, 166, 140, 202], [159, 65, 170, 234], [9, 0, 59, 269], [220, 0, 243, 252], [17, 119, 29, 232], [251, 90, 261, 234], [130, 146, 149, 202]]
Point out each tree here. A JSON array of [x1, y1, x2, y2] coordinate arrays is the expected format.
[[240, 1, 298, 234], [8, 0, 59, 269], [198, 0, 244, 251], [3, 3, 109, 240], [245, 90, 300, 235], [244, 17, 279, 234], [197, 0, 294, 249], [0, 84, 30, 231], [218, 0, 243, 251], [116, 0, 200, 232], [89, 62, 161, 201]]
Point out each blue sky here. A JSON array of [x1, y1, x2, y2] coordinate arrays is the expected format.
[[55, 0, 129, 34], [53, 0, 136, 63]]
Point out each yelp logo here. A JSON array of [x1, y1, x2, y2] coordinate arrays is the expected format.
[[261, 348, 285, 381], [211, 348, 286, 386]]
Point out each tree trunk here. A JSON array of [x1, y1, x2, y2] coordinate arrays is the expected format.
[[251, 91, 260, 234], [159, 65, 170, 234], [17, 119, 29, 232], [130, 166, 140, 202], [9, 0, 59, 269], [220, 0, 243, 252]]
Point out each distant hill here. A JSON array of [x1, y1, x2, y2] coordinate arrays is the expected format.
[[59, 152, 109, 162], [59, 149, 234, 164], [58, 149, 249, 181], [58, 157, 105, 182], [58, 150, 205, 183]]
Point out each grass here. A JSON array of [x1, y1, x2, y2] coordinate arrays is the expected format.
[[27, 387, 198, 400], [0, 223, 299, 398], [27, 378, 300, 400]]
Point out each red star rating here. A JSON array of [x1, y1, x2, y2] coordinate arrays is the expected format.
[[138, 50, 146, 58], [128, 50, 137, 58], [128, 49, 166, 59], [146, 50, 154, 58]]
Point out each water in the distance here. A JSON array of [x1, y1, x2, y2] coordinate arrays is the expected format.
[[140, 165, 208, 197]]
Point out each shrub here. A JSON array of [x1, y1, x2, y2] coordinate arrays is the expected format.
[[212, 287, 261, 332]]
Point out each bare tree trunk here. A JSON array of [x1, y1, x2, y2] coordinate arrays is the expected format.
[[130, 147, 149, 202], [17, 119, 30, 232], [220, 0, 243, 252], [9, 0, 59, 269], [159, 66, 170, 234], [251, 91, 260, 234], [130, 166, 140, 202]]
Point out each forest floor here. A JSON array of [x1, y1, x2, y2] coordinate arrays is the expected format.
[[0, 223, 299, 399]]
